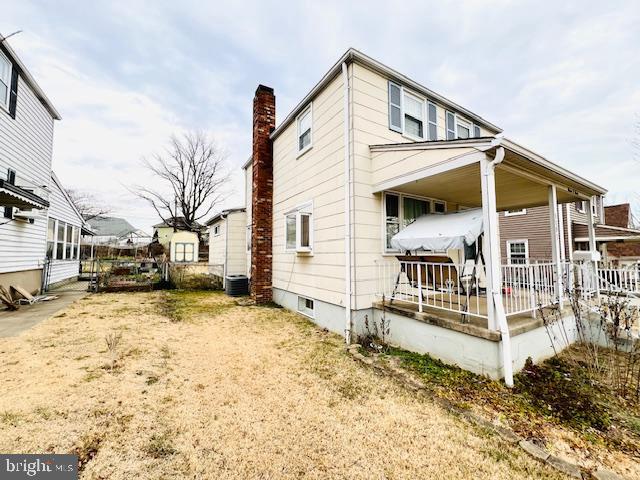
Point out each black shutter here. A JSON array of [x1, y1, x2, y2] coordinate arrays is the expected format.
[[8, 64, 18, 119]]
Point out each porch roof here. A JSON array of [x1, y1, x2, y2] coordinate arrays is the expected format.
[[369, 137, 606, 211], [573, 222, 640, 243]]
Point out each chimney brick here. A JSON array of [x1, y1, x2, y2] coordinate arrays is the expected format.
[[251, 85, 276, 304]]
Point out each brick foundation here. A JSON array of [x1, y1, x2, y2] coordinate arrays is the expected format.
[[250, 85, 276, 304]]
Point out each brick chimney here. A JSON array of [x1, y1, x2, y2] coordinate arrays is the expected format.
[[250, 85, 276, 304]]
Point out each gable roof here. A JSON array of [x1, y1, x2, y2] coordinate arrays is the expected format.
[[0, 34, 61, 120], [205, 207, 246, 226], [270, 48, 501, 142], [51, 172, 84, 224], [152, 216, 205, 230], [88, 216, 137, 237]]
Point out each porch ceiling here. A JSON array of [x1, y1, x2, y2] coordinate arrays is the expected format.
[[370, 138, 606, 211]]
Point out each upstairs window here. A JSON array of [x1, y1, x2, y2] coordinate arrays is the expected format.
[[457, 119, 471, 139], [213, 224, 220, 236], [0, 51, 10, 110], [427, 102, 437, 141], [388, 81, 436, 141], [403, 92, 424, 139], [446, 111, 456, 140], [297, 104, 312, 154], [575, 201, 586, 213], [285, 203, 313, 253], [473, 124, 481, 138]]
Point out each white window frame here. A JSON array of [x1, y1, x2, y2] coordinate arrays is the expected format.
[[505, 209, 527, 217], [455, 117, 472, 139], [296, 103, 313, 156], [174, 242, 195, 262], [427, 101, 438, 141], [401, 90, 426, 141], [213, 224, 220, 236], [0, 49, 11, 111], [506, 239, 529, 264], [383, 191, 447, 254], [388, 82, 437, 141], [445, 111, 456, 140], [297, 296, 315, 318], [284, 201, 313, 254]]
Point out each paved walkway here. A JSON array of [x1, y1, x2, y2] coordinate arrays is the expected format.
[[0, 282, 89, 337]]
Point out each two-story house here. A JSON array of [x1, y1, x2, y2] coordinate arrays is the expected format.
[[243, 49, 606, 384], [0, 37, 84, 294]]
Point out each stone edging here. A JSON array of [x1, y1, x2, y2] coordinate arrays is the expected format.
[[346, 344, 625, 480]]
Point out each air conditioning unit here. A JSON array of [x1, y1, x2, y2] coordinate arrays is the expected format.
[[14, 209, 41, 223]]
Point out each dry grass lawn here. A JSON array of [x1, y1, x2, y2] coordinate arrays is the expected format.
[[0, 291, 568, 479]]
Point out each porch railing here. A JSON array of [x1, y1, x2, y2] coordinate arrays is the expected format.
[[375, 259, 567, 322], [597, 265, 640, 295]]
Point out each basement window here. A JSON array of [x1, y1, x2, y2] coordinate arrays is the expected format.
[[296, 104, 312, 155], [297, 296, 315, 318], [285, 203, 313, 253]]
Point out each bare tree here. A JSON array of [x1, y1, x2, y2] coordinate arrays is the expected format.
[[132, 132, 229, 232], [65, 189, 111, 221]]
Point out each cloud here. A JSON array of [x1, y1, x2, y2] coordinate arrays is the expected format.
[[2, 0, 639, 231]]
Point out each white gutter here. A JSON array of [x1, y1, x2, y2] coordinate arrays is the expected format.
[[342, 62, 352, 345], [486, 145, 514, 388]]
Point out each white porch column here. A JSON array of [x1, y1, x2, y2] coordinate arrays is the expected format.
[[481, 149, 514, 387], [587, 196, 601, 298], [548, 185, 563, 305], [480, 156, 500, 331]]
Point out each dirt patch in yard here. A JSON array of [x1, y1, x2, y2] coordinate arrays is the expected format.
[[0, 291, 567, 479]]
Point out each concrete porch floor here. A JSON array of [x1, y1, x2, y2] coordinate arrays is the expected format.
[[372, 298, 560, 342]]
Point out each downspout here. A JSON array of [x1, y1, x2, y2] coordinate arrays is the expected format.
[[487, 145, 514, 387], [223, 215, 229, 287], [342, 61, 352, 345]]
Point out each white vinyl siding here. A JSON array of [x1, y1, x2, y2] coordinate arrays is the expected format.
[[0, 73, 55, 275], [47, 174, 84, 284], [272, 72, 345, 307], [208, 211, 247, 276]]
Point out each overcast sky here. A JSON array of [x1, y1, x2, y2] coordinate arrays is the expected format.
[[2, 0, 639, 231]]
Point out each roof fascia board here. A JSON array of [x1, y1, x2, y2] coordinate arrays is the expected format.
[[0, 37, 61, 120], [270, 48, 501, 141]]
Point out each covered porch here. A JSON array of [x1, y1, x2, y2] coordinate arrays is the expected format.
[[369, 136, 606, 384]]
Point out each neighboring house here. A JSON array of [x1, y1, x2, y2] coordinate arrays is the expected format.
[[241, 48, 607, 383], [85, 216, 151, 246], [152, 217, 203, 250], [206, 207, 247, 278], [600, 204, 640, 266], [44, 172, 84, 287], [500, 201, 640, 266], [0, 36, 63, 294]]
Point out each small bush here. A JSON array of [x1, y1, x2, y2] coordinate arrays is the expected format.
[[515, 356, 611, 431]]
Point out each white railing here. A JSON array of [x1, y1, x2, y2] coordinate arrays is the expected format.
[[598, 265, 640, 294], [376, 259, 485, 320], [375, 259, 568, 322]]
